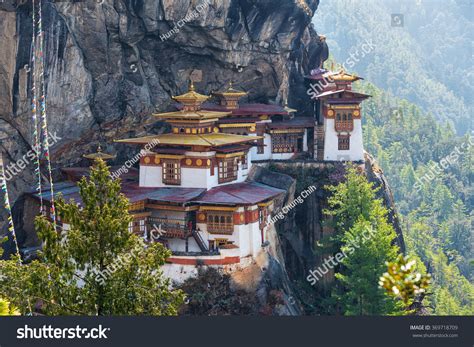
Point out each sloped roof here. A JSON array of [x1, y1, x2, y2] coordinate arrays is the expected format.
[[115, 133, 262, 147], [314, 89, 371, 100], [194, 182, 285, 206], [268, 117, 315, 129], [31, 182, 205, 205]]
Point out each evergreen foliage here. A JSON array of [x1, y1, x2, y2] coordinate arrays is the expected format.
[[327, 166, 402, 315], [0, 159, 184, 315], [357, 81, 473, 315]]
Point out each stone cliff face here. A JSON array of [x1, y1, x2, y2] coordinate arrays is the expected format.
[[0, 0, 326, 222]]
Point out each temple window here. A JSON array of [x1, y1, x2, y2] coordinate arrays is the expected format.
[[162, 159, 181, 185], [218, 157, 239, 183], [338, 134, 350, 150], [335, 112, 354, 132], [271, 133, 299, 153], [207, 212, 234, 234]]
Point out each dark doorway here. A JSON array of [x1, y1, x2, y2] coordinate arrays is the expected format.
[[297, 137, 304, 152]]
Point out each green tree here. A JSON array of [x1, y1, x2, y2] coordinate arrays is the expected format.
[[335, 218, 401, 315], [0, 159, 184, 315], [325, 165, 376, 235], [0, 297, 20, 316], [379, 254, 431, 312], [327, 166, 402, 315]]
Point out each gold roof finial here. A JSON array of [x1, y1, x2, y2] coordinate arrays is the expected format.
[[212, 81, 247, 110], [283, 100, 297, 114], [172, 81, 210, 111], [83, 144, 116, 161]]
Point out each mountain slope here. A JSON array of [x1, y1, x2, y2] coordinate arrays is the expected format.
[[313, 0, 473, 134]]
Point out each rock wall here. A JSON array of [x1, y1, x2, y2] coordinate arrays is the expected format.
[[0, 0, 327, 234]]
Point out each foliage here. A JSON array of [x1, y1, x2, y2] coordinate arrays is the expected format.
[[325, 165, 377, 237], [379, 255, 431, 309], [0, 297, 20, 316], [314, 0, 473, 134], [327, 166, 402, 315], [178, 268, 258, 315], [0, 159, 184, 315], [356, 80, 474, 315]]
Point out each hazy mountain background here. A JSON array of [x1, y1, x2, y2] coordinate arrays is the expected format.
[[313, 0, 473, 134], [311, 0, 473, 314]]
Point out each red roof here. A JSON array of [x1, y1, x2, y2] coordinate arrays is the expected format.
[[32, 182, 205, 205], [268, 117, 315, 129], [194, 182, 285, 206], [315, 90, 371, 100], [121, 184, 205, 204]]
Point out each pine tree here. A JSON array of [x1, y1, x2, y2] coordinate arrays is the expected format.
[[0, 159, 184, 315], [325, 165, 377, 236], [327, 166, 402, 315]]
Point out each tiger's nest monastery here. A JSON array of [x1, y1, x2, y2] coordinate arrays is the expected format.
[[24, 67, 370, 281]]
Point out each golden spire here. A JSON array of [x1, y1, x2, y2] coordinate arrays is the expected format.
[[83, 145, 116, 161], [172, 80, 209, 111], [331, 69, 361, 82], [213, 81, 247, 110], [283, 100, 297, 114]]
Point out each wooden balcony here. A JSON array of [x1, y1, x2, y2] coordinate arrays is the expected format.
[[207, 222, 234, 235], [148, 217, 191, 239]]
